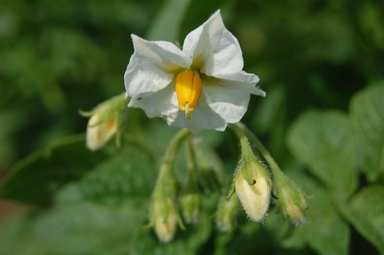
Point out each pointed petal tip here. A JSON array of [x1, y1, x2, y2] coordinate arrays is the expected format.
[[249, 86, 266, 97], [130, 33, 139, 40], [213, 9, 221, 16], [254, 75, 260, 84], [130, 33, 143, 44], [130, 34, 148, 47], [130, 33, 137, 42], [130, 34, 140, 49], [210, 9, 223, 22]]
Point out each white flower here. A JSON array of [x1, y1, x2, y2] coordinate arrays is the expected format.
[[124, 10, 265, 131]]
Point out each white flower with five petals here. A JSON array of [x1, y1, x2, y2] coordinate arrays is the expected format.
[[124, 10, 265, 131]]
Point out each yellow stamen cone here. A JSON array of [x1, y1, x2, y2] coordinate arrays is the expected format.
[[175, 70, 202, 118]]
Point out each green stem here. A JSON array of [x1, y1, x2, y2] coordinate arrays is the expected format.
[[185, 136, 199, 191], [154, 129, 191, 195], [187, 136, 198, 175], [230, 123, 284, 177], [162, 129, 191, 168]]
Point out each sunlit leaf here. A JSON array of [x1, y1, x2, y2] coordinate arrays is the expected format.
[[339, 186, 384, 254], [350, 83, 384, 182], [283, 171, 350, 255], [287, 110, 358, 197], [56, 146, 155, 206]]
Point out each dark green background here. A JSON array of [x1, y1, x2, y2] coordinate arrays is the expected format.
[[0, 0, 383, 254]]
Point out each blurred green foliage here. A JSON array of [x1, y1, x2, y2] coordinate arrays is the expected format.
[[0, 0, 383, 254]]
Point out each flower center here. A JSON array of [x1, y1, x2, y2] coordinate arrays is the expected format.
[[175, 69, 202, 118]]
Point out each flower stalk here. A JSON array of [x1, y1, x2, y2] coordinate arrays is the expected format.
[[180, 137, 201, 224], [150, 129, 190, 242], [194, 139, 224, 193]]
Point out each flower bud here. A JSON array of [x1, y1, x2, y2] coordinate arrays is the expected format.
[[151, 196, 178, 242], [215, 195, 239, 232], [180, 193, 201, 224], [150, 163, 182, 242], [273, 170, 307, 225], [84, 94, 126, 151], [235, 136, 272, 222]]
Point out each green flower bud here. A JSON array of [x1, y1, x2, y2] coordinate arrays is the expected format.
[[273, 170, 307, 225], [84, 94, 126, 151], [235, 136, 272, 222], [148, 129, 190, 242], [150, 162, 182, 242], [180, 193, 201, 224], [215, 195, 239, 232], [151, 196, 178, 242]]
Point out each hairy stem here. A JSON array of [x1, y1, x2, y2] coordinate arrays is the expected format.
[[230, 122, 284, 177], [154, 128, 191, 196]]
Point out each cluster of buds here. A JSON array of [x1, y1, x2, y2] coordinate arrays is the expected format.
[[147, 125, 307, 242], [82, 96, 307, 241]]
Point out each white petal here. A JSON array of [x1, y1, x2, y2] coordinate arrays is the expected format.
[[203, 71, 265, 123], [169, 96, 227, 131], [131, 34, 191, 70], [124, 34, 191, 97], [124, 53, 172, 97], [128, 83, 179, 122], [212, 71, 265, 96], [203, 82, 250, 124], [182, 10, 243, 75]]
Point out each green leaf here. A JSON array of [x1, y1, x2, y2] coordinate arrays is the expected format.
[[0, 203, 146, 255], [287, 110, 358, 197], [339, 186, 384, 254], [350, 83, 384, 182], [0, 212, 34, 255], [0, 110, 26, 168], [31, 203, 145, 255], [147, 0, 191, 42], [0, 202, 212, 255], [0, 135, 106, 205], [56, 146, 156, 206], [0, 140, 211, 255], [283, 171, 350, 255]]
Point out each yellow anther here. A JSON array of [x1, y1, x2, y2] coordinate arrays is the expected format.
[[175, 69, 201, 118]]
